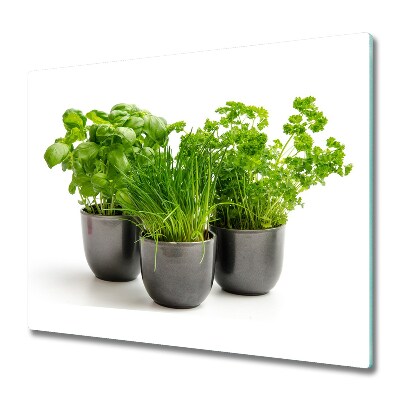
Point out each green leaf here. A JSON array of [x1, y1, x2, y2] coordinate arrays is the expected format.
[[80, 181, 98, 197], [257, 119, 269, 130], [143, 135, 156, 148], [91, 172, 109, 191], [108, 148, 130, 172], [115, 127, 136, 144], [64, 126, 86, 145], [62, 109, 87, 131], [116, 189, 134, 208], [108, 110, 130, 126], [44, 143, 70, 168], [73, 142, 99, 161], [142, 115, 167, 144], [344, 164, 353, 175], [89, 124, 98, 142], [86, 110, 110, 124], [74, 174, 90, 186], [72, 159, 84, 174], [62, 156, 73, 171], [111, 103, 139, 114], [166, 121, 186, 134], [288, 114, 303, 124], [124, 116, 144, 132], [137, 147, 155, 165], [94, 124, 113, 143], [68, 179, 76, 194], [293, 133, 313, 152]]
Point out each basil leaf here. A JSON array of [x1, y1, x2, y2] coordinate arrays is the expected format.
[[68, 179, 77, 194], [116, 189, 134, 208], [72, 159, 84, 174], [86, 110, 110, 124], [108, 110, 130, 126], [80, 181, 98, 197], [111, 103, 139, 114], [44, 143, 70, 168], [73, 142, 99, 161], [64, 126, 86, 145], [124, 116, 144, 132], [89, 124, 98, 142], [62, 156, 73, 171], [115, 127, 136, 144], [91, 172, 109, 191], [74, 174, 90, 186], [143, 135, 156, 148], [142, 115, 167, 144], [62, 109, 87, 131], [108, 149, 130, 172], [95, 124, 113, 143], [137, 146, 155, 165]]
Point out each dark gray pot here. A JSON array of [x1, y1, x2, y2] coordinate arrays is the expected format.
[[81, 210, 141, 282], [211, 225, 285, 295], [140, 232, 216, 309]]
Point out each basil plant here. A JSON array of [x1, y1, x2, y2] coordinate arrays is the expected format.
[[44, 103, 184, 215]]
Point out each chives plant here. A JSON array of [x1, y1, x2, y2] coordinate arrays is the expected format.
[[116, 133, 222, 243]]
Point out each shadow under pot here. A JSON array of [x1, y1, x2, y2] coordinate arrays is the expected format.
[[81, 209, 141, 282], [140, 232, 216, 309], [211, 225, 285, 295]]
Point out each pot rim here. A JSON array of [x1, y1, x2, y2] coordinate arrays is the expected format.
[[80, 208, 137, 220], [209, 224, 285, 233], [140, 230, 215, 246]]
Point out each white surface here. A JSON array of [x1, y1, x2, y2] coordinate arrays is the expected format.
[[3, 0, 400, 399], [27, 33, 370, 368], [29, 262, 367, 367]]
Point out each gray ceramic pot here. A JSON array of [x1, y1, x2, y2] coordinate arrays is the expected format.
[[140, 232, 216, 309], [211, 225, 285, 295], [81, 210, 141, 282]]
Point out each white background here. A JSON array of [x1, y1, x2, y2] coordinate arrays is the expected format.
[[28, 34, 370, 368], [1, 0, 397, 398]]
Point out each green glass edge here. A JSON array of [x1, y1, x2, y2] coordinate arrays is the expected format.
[[369, 33, 374, 368]]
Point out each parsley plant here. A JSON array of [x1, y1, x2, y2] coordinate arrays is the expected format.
[[183, 97, 353, 229]]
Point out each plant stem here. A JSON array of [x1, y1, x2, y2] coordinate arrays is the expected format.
[[277, 133, 295, 163]]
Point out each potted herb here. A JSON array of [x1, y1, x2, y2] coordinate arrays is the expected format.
[[44, 103, 180, 282], [116, 130, 220, 308], [199, 97, 353, 295]]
